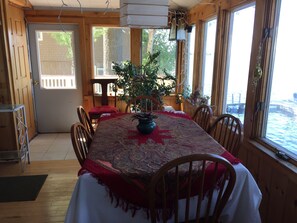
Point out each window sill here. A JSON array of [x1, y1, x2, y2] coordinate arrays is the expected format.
[[247, 139, 297, 176]]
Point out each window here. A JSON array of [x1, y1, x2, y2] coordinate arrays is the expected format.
[[92, 27, 130, 94], [142, 29, 177, 79], [185, 25, 196, 93], [224, 4, 255, 123], [263, 0, 297, 159], [201, 18, 217, 102], [36, 30, 76, 89]]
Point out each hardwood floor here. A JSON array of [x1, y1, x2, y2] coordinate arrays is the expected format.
[[0, 160, 80, 223]]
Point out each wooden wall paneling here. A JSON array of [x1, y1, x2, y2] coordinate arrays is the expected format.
[[266, 169, 288, 223], [4, 2, 36, 138], [0, 2, 12, 104], [244, 141, 297, 223], [282, 180, 297, 223], [188, 1, 217, 23], [246, 144, 260, 181], [189, 0, 254, 23], [257, 151, 272, 223]]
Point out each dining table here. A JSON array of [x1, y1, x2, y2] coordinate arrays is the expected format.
[[65, 111, 262, 223]]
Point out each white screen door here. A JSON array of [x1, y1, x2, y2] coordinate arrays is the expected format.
[[28, 24, 82, 132]]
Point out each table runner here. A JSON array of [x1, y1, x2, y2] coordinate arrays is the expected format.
[[80, 112, 239, 214]]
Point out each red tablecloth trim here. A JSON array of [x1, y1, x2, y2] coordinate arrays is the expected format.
[[79, 151, 240, 217]]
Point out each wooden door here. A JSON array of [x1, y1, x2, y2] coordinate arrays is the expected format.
[[4, 2, 36, 139]]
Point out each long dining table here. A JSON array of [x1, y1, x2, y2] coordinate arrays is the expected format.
[[65, 111, 262, 223]]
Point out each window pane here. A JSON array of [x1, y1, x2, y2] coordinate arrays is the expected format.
[[142, 29, 177, 78], [92, 27, 130, 95], [92, 27, 130, 77], [265, 0, 297, 157], [224, 4, 255, 123], [186, 26, 196, 93], [37, 31, 76, 89], [201, 19, 217, 102]]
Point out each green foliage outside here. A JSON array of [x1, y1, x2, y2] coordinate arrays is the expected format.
[[93, 27, 107, 42], [51, 32, 73, 59], [142, 29, 176, 76], [112, 51, 176, 104]]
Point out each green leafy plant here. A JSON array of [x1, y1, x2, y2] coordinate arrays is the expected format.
[[112, 51, 176, 104]]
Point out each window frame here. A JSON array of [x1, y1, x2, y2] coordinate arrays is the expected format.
[[250, 0, 297, 164], [200, 17, 218, 104]]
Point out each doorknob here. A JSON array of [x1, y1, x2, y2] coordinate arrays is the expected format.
[[33, 80, 39, 86]]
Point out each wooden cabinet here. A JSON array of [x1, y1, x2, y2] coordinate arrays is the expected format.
[[0, 104, 30, 170]]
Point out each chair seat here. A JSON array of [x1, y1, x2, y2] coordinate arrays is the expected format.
[[89, 105, 118, 117]]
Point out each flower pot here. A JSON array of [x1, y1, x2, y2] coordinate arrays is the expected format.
[[137, 119, 156, 134]]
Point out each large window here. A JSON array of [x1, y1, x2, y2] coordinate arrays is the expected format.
[[224, 4, 255, 123], [186, 25, 196, 93], [263, 0, 297, 159], [92, 27, 130, 77], [201, 18, 217, 102], [142, 29, 177, 78], [92, 27, 130, 94]]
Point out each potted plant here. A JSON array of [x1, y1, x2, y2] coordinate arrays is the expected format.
[[112, 51, 176, 105], [132, 112, 158, 134], [188, 88, 210, 106]]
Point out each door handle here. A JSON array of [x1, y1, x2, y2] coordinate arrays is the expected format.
[[33, 80, 39, 86]]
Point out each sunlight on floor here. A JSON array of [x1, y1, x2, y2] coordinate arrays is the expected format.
[[29, 133, 76, 161]]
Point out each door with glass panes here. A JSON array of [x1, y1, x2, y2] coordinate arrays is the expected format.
[[29, 24, 82, 132]]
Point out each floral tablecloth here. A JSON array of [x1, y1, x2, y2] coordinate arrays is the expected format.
[[80, 112, 239, 210]]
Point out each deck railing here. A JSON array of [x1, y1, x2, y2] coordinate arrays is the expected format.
[[40, 75, 76, 89]]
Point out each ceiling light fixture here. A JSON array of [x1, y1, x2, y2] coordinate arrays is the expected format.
[[120, 0, 169, 28]]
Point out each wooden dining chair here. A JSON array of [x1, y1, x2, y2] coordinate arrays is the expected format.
[[70, 122, 92, 166], [208, 114, 243, 157], [89, 78, 118, 123], [125, 95, 164, 113], [148, 153, 236, 223], [192, 105, 213, 132], [77, 106, 95, 136]]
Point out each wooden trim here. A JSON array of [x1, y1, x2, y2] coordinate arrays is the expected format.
[[24, 10, 119, 18], [211, 8, 229, 115], [8, 0, 32, 9], [245, 0, 275, 139], [192, 20, 203, 92], [130, 28, 141, 66], [0, 1, 13, 104]]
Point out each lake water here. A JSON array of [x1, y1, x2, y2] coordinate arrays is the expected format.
[[229, 101, 297, 158]]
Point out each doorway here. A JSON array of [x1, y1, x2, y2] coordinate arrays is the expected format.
[[28, 24, 82, 133]]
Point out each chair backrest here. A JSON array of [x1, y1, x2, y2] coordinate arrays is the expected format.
[[70, 122, 92, 166], [77, 106, 95, 136], [148, 153, 236, 223], [192, 105, 213, 132], [208, 114, 243, 157], [125, 95, 163, 113], [91, 78, 117, 107]]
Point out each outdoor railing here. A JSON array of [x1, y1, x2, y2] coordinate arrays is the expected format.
[[40, 75, 76, 89]]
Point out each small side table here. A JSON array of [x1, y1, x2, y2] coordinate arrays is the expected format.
[[0, 104, 30, 171]]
